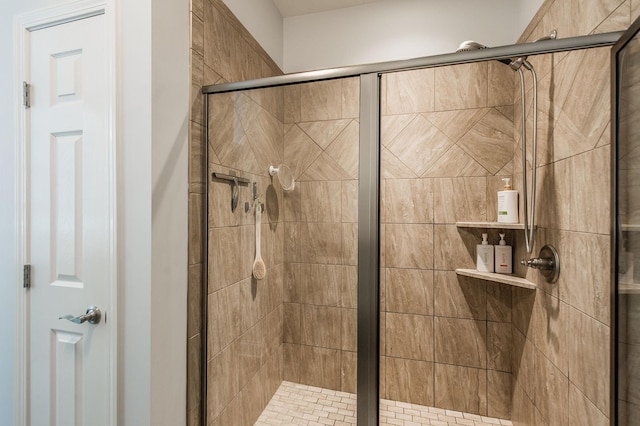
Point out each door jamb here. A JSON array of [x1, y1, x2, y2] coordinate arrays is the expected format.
[[14, 1, 118, 425]]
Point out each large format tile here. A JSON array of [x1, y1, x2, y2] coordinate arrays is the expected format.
[[300, 80, 342, 121], [535, 350, 569, 425], [434, 271, 486, 320], [385, 224, 434, 269], [383, 178, 433, 224], [434, 317, 487, 369], [434, 62, 488, 111], [301, 305, 341, 349], [568, 307, 610, 415], [434, 364, 487, 415], [385, 312, 434, 361], [385, 268, 434, 315], [384, 68, 435, 115], [385, 357, 435, 407], [432, 177, 487, 223]]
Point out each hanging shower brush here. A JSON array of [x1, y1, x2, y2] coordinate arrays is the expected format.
[[252, 200, 266, 280]]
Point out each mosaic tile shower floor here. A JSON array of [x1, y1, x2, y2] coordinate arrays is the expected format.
[[255, 381, 513, 426]]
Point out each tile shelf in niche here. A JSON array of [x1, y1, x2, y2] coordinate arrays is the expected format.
[[455, 268, 537, 290]]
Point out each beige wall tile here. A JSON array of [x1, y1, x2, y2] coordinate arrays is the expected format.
[[434, 364, 487, 415], [425, 108, 488, 143], [386, 115, 454, 177], [208, 283, 241, 357], [434, 271, 486, 320], [488, 321, 512, 372], [434, 317, 487, 369], [300, 80, 342, 121], [535, 349, 569, 425], [569, 383, 609, 426], [341, 180, 358, 223], [385, 268, 433, 315], [342, 77, 360, 119], [385, 357, 434, 406], [283, 343, 300, 383], [487, 370, 512, 419], [487, 282, 512, 323], [385, 312, 434, 361], [422, 145, 490, 178], [341, 351, 357, 393], [297, 264, 341, 306], [301, 305, 342, 349], [383, 178, 433, 224], [324, 120, 359, 179], [207, 341, 239, 420], [433, 177, 487, 223], [562, 232, 610, 325], [512, 327, 536, 401], [458, 108, 514, 175], [340, 266, 358, 309], [568, 306, 610, 415], [384, 69, 435, 115], [283, 303, 300, 344], [284, 84, 301, 124], [570, 147, 611, 234], [284, 125, 322, 180], [433, 225, 478, 271], [533, 291, 569, 375], [298, 119, 350, 150], [298, 223, 342, 264], [386, 224, 434, 269], [511, 380, 536, 426], [299, 181, 342, 223], [434, 62, 488, 111], [299, 345, 341, 390], [381, 148, 419, 179], [341, 308, 357, 352], [381, 114, 415, 146], [488, 61, 515, 107]]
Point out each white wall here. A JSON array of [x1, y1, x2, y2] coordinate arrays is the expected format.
[[282, 0, 544, 72], [222, 0, 284, 68], [0, 0, 189, 424]]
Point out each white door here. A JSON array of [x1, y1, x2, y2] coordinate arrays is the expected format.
[[26, 13, 113, 426]]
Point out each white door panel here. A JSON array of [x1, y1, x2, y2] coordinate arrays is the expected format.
[[28, 13, 111, 426]]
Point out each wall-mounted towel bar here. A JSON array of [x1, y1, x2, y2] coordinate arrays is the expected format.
[[212, 173, 250, 212]]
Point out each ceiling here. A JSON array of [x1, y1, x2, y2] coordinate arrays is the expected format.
[[272, 0, 382, 17]]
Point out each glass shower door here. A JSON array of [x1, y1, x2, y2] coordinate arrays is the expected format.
[[615, 16, 640, 425]]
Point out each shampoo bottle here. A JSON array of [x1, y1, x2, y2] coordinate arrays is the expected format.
[[476, 233, 494, 273], [494, 233, 513, 274], [497, 178, 518, 223]]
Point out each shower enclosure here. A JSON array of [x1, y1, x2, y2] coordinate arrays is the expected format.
[[202, 31, 621, 426]]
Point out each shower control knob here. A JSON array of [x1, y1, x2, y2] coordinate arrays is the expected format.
[[521, 245, 560, 284]]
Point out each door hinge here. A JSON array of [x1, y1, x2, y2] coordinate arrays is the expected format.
[[23, 264, 31, 288], [23, 82, 31, 108]]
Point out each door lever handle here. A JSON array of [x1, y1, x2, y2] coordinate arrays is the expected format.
[[59, 306, 101, 325]]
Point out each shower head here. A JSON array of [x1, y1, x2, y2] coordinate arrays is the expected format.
[[456, 40, 512, 66], [456, 40, 487, 52]]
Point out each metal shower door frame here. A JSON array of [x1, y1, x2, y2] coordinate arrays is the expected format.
[[201, 30, 622, 426]]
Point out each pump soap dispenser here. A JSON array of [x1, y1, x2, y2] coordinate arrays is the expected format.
[[476, 233, 494, 273], [497, 178, 518, 223], [495, 233, 513, 274]]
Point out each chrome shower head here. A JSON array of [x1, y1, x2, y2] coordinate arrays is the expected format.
[[456, 40, 487, 52], [456, 40, 512, 66]]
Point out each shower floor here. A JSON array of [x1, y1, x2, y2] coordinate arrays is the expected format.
[[255, 381, 513, 426]]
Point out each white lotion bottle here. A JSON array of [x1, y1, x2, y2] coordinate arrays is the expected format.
[[494, 233, 513, 274], [476, 233, 494, 272], [497, 177, 518, 223]]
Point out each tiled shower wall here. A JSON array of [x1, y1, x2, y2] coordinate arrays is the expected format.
[[188, 0, 283, 425], [379, 63, 517, 418], [509, 0, 637, 424], [281, 78, 360, 393]]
